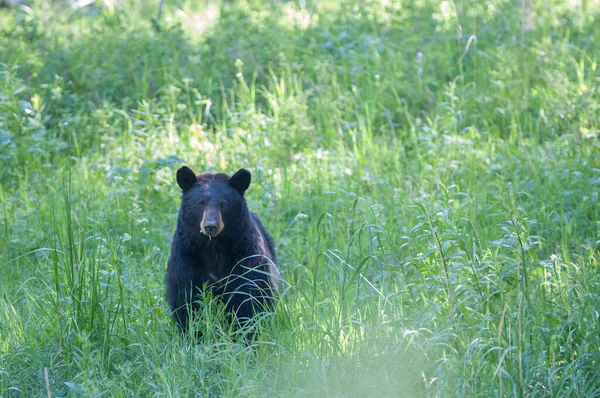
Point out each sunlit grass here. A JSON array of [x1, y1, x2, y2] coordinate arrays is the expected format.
[[1, 0, 599, 396]]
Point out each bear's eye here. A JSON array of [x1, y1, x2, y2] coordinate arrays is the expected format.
[[197, 200, 207, 207], [220, 201, 227, 209]]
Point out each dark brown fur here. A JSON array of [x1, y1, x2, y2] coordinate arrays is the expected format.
[[166, 167, 280, 334]]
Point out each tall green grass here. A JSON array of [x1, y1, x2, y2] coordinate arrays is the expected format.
[[1, 0, 599, 396]]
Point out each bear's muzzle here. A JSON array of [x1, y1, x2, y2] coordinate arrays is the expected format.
[[200, 208, 224, 238]]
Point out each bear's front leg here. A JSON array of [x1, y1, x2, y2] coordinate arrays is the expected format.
[[221, 261, 275, 332], [166, 280, 199, 332]]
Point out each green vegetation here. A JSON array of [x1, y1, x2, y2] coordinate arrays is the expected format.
[[1, 0, 599, 396]]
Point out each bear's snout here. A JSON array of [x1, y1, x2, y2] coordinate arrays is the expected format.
[[203, 221, 218, 235], [201, 208, 224, 237]]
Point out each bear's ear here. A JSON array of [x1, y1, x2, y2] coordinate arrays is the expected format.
[[177, 166, 197, 191], [230, 168, 251, 195]]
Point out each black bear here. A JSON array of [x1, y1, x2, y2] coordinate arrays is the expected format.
[[166, 166, 280, 335]]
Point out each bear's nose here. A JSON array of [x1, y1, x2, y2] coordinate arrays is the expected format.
[[204, 222, 218, 235]]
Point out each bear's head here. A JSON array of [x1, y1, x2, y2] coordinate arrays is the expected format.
[[176, 166, 251, 239]]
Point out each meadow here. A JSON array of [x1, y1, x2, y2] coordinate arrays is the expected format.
[[1, 0, 599, 396]]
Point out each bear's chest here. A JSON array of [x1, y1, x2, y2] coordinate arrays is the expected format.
[[197, 248, 235, 284]]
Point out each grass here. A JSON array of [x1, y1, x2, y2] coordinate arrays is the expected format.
[[1, 0, 599, 396]]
